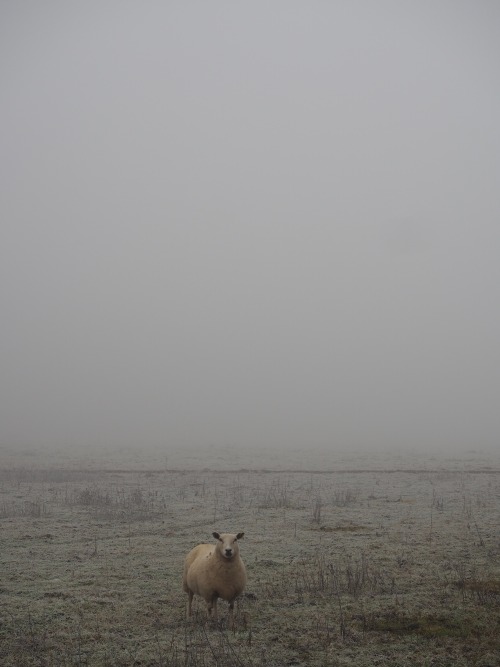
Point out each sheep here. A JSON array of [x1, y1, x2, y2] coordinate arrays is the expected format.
[[183, 531, 246, 628]]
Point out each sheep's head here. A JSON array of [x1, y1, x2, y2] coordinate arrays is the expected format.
[[213, 532, 244, 560]]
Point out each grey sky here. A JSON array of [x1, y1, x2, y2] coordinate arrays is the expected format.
[[1, 1, 499, 453]]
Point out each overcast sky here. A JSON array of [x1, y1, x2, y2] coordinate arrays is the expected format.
[[1, 1, 499, 454]]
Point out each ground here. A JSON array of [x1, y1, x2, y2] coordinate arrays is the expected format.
[[1, 445, 499, 666]]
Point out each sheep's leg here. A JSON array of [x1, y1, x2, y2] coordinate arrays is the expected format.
[[228, 600, 235, 630], [210, 596, 217, 621], [186, 591, 194, 619]]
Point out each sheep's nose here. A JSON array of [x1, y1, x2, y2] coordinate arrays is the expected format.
[[225, 548, 232, 557]]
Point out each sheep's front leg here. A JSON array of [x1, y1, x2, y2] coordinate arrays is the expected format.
[[228, 600, 235, 630], [206, 595, 218, 621]]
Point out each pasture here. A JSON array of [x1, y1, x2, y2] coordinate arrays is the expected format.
[[1, 446, 499, 666]]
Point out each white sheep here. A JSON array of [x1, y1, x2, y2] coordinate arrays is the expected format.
[[183, 531, 246, 628]]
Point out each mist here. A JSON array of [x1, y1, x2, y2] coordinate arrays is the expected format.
[[1, 2, 499, 457]]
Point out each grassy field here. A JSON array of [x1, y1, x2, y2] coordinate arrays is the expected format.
[[1, 447, 499, 666]]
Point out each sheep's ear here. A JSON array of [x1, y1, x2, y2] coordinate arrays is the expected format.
[[236, 532, 244, 540], [212, 532, 221, 541]]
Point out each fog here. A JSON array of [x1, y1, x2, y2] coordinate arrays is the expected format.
[[1, 2, 499, 457]]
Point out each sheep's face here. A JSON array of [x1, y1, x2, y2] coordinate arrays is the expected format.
[[213, 532, 244, 560]]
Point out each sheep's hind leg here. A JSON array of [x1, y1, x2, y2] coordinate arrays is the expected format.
[[186, 591, 194, 620]]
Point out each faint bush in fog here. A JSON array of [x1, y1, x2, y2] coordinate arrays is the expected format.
[[64, 484, 162, 521], [331, 488, 358, 507], [0, 499, 48, 518], [76, 486, 112, 507], [258, 478, 291, 508], [312, 497, 322, 524]]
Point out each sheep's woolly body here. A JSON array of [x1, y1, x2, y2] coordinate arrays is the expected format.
[[183, 532, 246, 627]]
